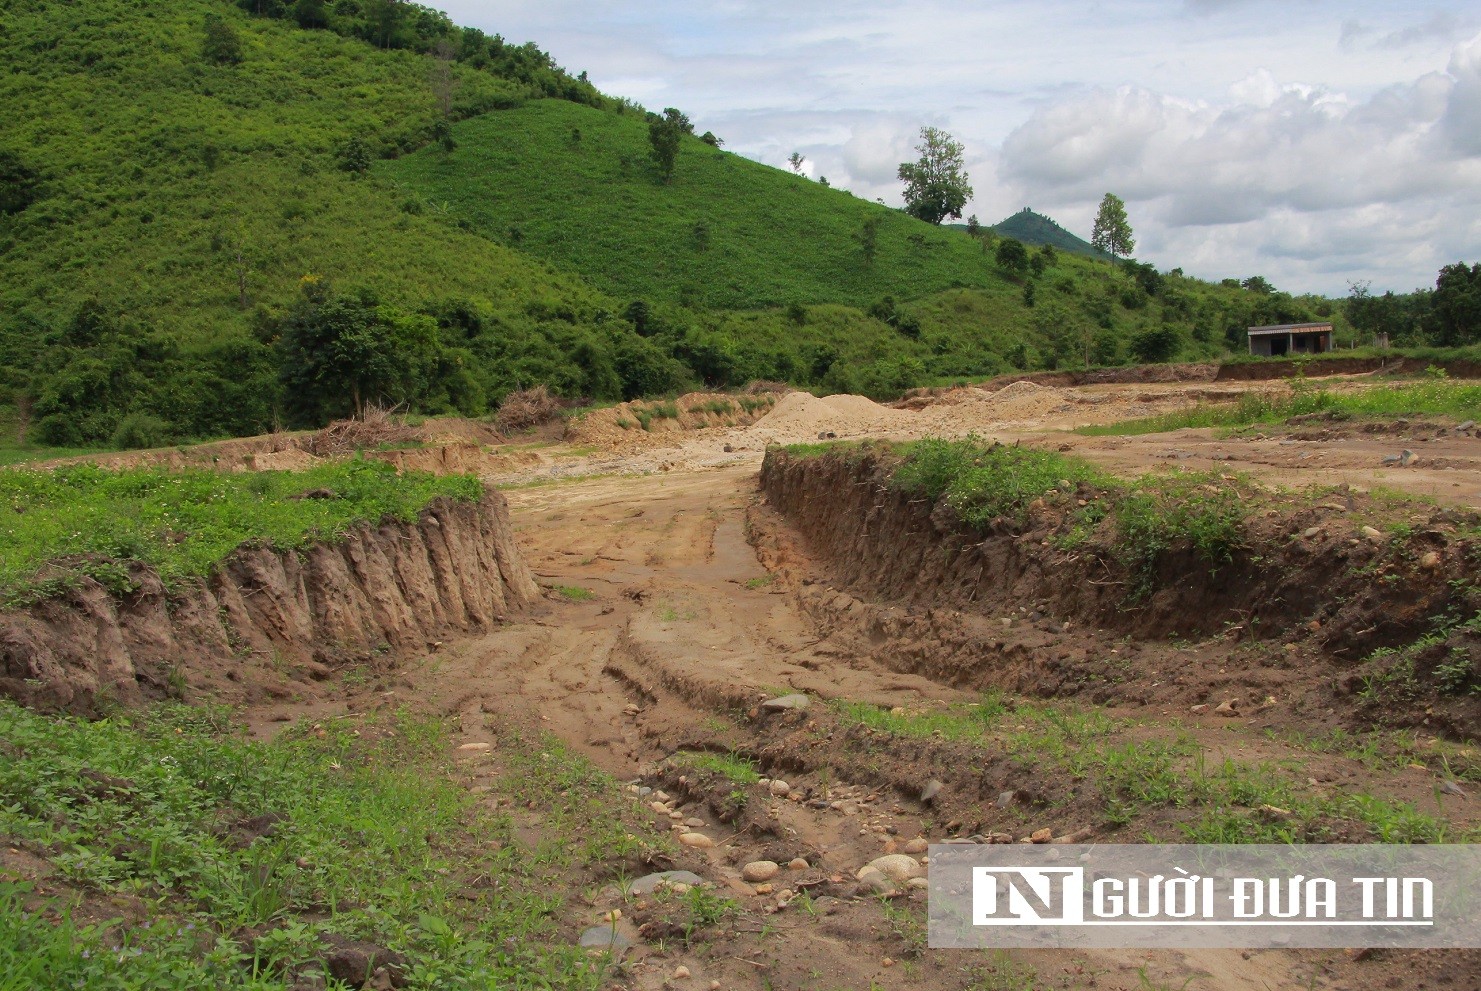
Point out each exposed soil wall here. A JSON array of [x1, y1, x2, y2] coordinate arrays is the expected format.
[[757, 449, 1474, 654], [0, 494, 538, 716]]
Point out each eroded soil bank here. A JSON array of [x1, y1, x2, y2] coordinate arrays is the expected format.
[[0, 493, 536, 715], [758, 446, 1481, 738]]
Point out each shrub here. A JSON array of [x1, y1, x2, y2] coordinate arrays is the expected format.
[[109, 413, 174, 450]]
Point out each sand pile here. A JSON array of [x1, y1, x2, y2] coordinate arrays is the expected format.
[[748, 392, 912, 445]]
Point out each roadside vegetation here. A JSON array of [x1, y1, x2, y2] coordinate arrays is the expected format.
[[0, 459, 479, 606], [0, 702, 647, 990], [1078, 374, 1481, 437]]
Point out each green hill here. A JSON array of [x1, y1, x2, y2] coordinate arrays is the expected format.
[[0, 0, 1329, 454], [382, 100, 1010, 310], [991, 208, 1108, 258]]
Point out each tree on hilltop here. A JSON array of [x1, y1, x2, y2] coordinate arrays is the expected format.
[[897, 127, 972, 225]]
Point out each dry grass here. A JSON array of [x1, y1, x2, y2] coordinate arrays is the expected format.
[[304, 404, 420, 456], [494, 385, 566, 433]]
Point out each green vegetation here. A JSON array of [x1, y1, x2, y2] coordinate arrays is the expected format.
[[0, 459, 478, 605], [828, 695, 1467, 843], [554, 585, 594, 601], [792, 437, 1252, 601], [1078, 378, 1481, 437], [0, 702, 619, 990], [671, 749, 762, 786]]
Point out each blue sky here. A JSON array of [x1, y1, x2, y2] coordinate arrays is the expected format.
[[438, 1, 1481, 296]]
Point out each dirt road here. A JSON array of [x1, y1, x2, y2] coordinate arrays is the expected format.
[[257, 455, 1477, 991]]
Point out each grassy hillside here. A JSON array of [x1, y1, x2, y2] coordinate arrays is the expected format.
[[380, 100, 1010, 310], [0, 0, 1332, 452]]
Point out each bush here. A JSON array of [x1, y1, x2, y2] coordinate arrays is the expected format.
[[109, 413, 174, 450]]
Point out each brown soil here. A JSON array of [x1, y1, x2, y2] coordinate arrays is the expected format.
[[0, 494, 536, 716]]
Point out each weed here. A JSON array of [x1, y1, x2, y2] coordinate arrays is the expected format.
[[554, 585, 594, 601], [672, 749, 761, 785], [744, 573, 777, 589]]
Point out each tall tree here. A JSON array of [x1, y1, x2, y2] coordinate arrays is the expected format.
[[897, 127, 972, 225], [1428, 262, 1481, 347], [1090, 192, 1135, 261], [648, 108, 691, 183]]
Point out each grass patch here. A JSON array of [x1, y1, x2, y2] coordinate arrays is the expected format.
[[0, 459, 479, 606], [0, 702, 608, 989], [743, 573, 776, 590], [671, 750, 762, 786], [1079, 379, 1481, 437], [554, 585, 594, 602], [827, 695, 1467, 843]]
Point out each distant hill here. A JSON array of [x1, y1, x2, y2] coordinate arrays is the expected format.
[[991, 209, 1108, 258]]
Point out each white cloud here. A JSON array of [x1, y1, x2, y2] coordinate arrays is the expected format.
[[432, 1, 1481, 294]]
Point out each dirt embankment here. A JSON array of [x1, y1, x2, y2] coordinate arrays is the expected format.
[[0, 494, 537, 716], [564, 391, 780, 451], [757, 448, 1479, 731]]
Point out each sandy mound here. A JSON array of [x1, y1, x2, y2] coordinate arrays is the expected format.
[[750, 392, 912, 444]]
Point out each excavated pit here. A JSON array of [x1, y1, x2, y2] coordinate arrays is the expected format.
[[757, 447, 1481, 736]]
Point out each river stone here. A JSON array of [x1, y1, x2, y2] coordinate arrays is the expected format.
[[742, 860, 781, 882], [919, 779, 944, 803], [866, 854, 924, 883], [902, 837, 929, 855], [678, 832, 714, 848], [578, 926, 631, 951], [760, 694, 811, 712], [629, 870, 705, 895]]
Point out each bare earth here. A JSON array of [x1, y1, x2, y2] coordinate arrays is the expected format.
[[250, 377, 1479, 991]]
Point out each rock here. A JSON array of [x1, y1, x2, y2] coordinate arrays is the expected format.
[[678, 832, 714, 849], [919, 779, 944, 803], [1301, 527, 1321, 539], [1361, 525, 1384, 543], [1440, 780, 1467, 799], [630, 870, 706, 895], [650, 800, 670, 814], [788, 857, 810, 870], [761, 693, 811, 712], [623, 703, 640, 715], [1457, 419, 1476, 433], [674, 965, 691, 979], [1190, 704, 1209, 714], [1030, 828, 1052, 844], [995, 790, 1021, 809], [742, 861, 781, 882], [1420, 551, 1442, 569], [902, 837, 929, 855], [601, 909, 622, 923], [685, 817, 705, 828], [1213, 699, 1239, 716], [767, 779, 790, 797], [866, 854, 924, 883], [906, 877, 930, 890], [578, 926, 631, 951], [456, 741, 491, 752], [860, 872, 898, 896]]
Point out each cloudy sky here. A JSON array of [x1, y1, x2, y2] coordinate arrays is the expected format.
[[438, 1, 1481, 297]]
